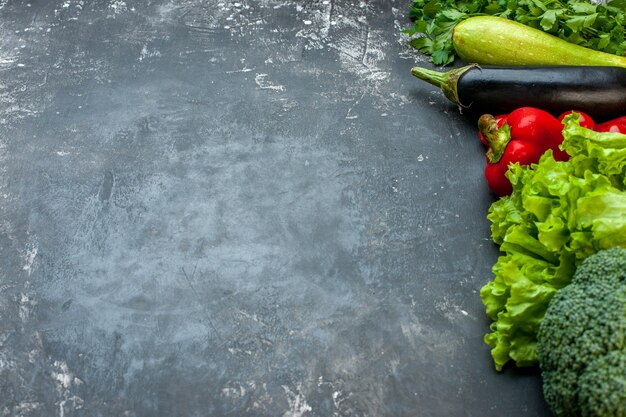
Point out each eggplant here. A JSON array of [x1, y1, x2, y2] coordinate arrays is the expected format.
[[411, 65, 626, 120]]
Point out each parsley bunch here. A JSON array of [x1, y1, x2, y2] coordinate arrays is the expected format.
[[405, 0, 626, 65]]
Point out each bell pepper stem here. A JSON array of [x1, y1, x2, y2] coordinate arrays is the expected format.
[[479, 114, 512, 164], [410, 64, 477, 107]]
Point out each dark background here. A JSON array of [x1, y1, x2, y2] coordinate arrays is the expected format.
[[0, 0, 551, 415]]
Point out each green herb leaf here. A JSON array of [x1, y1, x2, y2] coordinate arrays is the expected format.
[[411, 36, 434, 53], [423, 0, 442, 18], [565, 13, 598, 33], [440, 8, 466, 21], [539, 10, 558, 31]]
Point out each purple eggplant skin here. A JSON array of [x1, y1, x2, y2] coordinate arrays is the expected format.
[[411, 65, 626, 120]]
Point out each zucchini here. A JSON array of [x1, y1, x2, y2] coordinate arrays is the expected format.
[[411, 65, 626, 119], [452, 16, 626, 69]]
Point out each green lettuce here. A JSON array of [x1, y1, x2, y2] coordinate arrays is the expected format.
[[481, 114, 626, 371]]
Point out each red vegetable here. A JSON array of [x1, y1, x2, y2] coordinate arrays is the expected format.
[[478, 107, 567, 196], [558, 110, 595, 130], [482, 138, 543, 197], [595, 116, 626, 134], [505, 108, 568, 161]]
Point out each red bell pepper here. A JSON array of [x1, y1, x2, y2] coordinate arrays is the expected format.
[[595, 116, 626, 134], [558, 110, 596, 130], [478, 107, 567, 197]]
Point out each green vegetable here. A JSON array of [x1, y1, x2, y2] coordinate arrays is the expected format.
[[537, 248, 626, 417], [481, 113, 626, 371], [453, 16, 626, 68], [405, 0, 626, 66]]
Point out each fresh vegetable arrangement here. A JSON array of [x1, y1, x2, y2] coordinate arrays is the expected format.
[[405, 0, 626, 65], [405, 2, 626, 414], [481, 113, 626, 371]]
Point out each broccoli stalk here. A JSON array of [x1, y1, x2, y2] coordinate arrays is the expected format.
[[537, 247, 626, 417]]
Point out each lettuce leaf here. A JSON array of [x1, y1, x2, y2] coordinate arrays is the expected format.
[[482, 114, 626, 371]]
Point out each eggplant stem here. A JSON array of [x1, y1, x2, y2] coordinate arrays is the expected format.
[[410, 64, 477, 107]]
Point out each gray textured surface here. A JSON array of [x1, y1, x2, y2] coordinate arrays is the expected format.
[[0, 0, 550, 416]]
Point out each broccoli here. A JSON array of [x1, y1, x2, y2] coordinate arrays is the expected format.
[[537, 247, 626, 417]]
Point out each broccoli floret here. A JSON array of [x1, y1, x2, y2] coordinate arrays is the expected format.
[[578, 351, 626, 416], [537, 247, 626, 417]]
